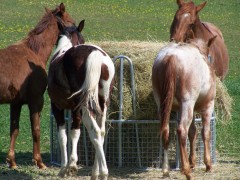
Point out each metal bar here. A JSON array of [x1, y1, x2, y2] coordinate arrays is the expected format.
[[113, 56, 124, 120], [113, 55, 137, 118], [135, 123, 142, 167], [118, 121, 123, 167]]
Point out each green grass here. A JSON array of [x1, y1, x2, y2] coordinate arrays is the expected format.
[[0, 0, 239, 172]]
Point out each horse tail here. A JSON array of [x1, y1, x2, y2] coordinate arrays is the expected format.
[[68, 50, 103, 113], [159, 57, 176, 137]]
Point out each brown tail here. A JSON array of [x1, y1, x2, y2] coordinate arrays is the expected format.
[[159, 57, 176, 134]]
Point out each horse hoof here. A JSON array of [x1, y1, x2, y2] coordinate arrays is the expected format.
[[32, 159, 47, 169], [206, 165, 212, 172], [58, 167, 67, 177], [68, 165, 78, 176], [6, 158, 17, 169], [38, 163, 47, 169], [100, 174, 108, 180], [162, 171, 170, 178], [186, 174, 193, 180], [91, 174, 99, 180]]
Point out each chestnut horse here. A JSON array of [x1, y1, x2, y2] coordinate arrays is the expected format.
[[170, 0, 229, 80], [48, 25, 115, 179], [152, 36, 216, 180], [0, 3, 75, 169]]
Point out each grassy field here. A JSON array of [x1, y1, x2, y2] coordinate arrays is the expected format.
[[0, 0, 240, 179]]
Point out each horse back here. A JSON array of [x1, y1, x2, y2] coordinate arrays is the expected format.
[[153, 44, 214, 111], [0, 43, 47, 103]]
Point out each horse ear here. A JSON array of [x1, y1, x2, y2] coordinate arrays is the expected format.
[[196, 1, 207, 13], [59, 3, 65, 14], [45, 7, 51, 13], [78, 20, 85, 33], [177, 0, 184, 7], [207, 35, 217, 48]]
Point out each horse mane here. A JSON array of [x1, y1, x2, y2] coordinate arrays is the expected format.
[[178, 1, 195, 15], [26, 9, 57, 53]]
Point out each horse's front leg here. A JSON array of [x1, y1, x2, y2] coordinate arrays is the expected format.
[[6, 103, 22, 169], [82, 107, 108, 180]]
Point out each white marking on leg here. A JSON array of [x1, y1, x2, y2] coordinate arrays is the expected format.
[[82, 108, 108, 179], [58, 124, 68, 167], [163, 149, 169, 175], [69, 129, 80, 167]]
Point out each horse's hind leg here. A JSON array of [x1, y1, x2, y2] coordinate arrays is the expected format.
[[160, 109, 170, 177], [177, 103, 194, 180], [6, 102, 22, 169], [67, 111, 81, 175], [51, 103, 68, 176], [96, 101, 108, 180], [28, 98, 46, 169], [188, 118, 197, 169], [201, 102, 214, 172], [82, 107, 108, 180]]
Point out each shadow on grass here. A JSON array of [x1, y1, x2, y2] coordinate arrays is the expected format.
[[0, 151, 157, 179], [0, 151, 56, 180]]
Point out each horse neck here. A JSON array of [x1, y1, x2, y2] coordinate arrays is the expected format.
[[193, 19, 212, 40], [41, 25, 59, 66], [27, 21, 59, 67]]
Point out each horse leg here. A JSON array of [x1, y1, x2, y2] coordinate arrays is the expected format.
[[67, 110, 81, 175], [188, 118, 197, 169], [82, 107, 108, 180], [28, 97, 46, 169], [97, 102, 108, 180], [90, 104, 108, 180], [177, 103, 194, 180], [160, 110, 170, 177], [201, 102, 214, 172], [6, 102, 22, 168], [51, 103, 68, 176]]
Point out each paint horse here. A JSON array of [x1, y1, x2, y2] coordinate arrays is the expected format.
[[0, 3, 75, 169], [48, 23, 115, 179], [170, 0, 229, 80], [152, 36, 217, 180]]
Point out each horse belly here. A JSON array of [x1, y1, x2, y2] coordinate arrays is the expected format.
[[0, 84, 17, 103]]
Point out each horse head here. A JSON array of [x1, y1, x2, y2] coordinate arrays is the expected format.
[[170, 0, 207, 42], [64, 20, 85, 45], [53, 20, 85, 61], [50, 3, 76, 34]]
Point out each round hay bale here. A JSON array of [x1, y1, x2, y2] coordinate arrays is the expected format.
[[87, 41, 232, 122]]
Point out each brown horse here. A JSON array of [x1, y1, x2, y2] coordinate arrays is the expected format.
[[48, 23, 114, 179], [170, 0, 229, 80], [152, 36, 217, 179], [0, 3, 75, 169]]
